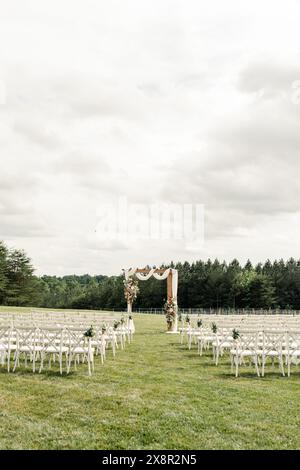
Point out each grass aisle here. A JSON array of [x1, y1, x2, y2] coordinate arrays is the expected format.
[[0, 313, 300, 449]]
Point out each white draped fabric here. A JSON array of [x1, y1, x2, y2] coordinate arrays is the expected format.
[[136, 268, 156, 281], [152, 269, 170, 280]]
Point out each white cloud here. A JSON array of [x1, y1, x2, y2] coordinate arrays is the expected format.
[[0, 0, 300, 275]]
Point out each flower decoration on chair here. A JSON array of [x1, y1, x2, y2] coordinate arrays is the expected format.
[[84, 325, 95, 338], [123, 278, 139, 304], [232, 328, 240, 340], [211, 322, 218, 334], [164, 299, 176, 325]]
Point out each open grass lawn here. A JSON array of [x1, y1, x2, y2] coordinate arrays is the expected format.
[[0, 309, 300, 450]]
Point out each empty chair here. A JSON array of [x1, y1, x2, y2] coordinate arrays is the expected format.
[[261, 330, 286, 377], [286, 330, 300, 376], [38, 327, 69, 374], [212, 330, 234, 366], [66, 328, 94, 376], [13, 327, 43, 373], [230, 330, 261, 377]]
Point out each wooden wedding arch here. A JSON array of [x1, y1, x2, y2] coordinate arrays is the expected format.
[[123, 268, 179, 333]]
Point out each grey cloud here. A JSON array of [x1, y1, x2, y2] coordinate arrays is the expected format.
[[0, 170, 38, 190], [52, 76, 149, 122], [86, 239, 129, 252], [137, 82, 165, 97], [53, 151, 111, 176], [50, 151, 129, 195], [0, 215, 52, 238], [175, 72, 208, 90], [13, 119, 62, 150], [1, 3, 300, 274], [0, 196, 33, 216], [159, 73, 300, 241], [238, 61, 300, 97]]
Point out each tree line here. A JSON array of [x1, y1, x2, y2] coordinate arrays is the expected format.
[[1, 240, 300, 310]]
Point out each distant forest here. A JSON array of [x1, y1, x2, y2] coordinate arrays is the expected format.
[[1, 240, 300, 310]]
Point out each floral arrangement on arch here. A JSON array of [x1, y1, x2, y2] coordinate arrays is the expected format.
[[164, 299, 176, 324], [123, 277, 139, 304]]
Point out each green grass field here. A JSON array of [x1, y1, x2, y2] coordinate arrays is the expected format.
[[0, 309, 300, 450]]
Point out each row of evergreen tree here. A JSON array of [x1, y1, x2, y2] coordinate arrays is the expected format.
[[1, 240, 300, 310]]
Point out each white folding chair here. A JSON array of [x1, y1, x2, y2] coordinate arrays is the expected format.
[[90, 327, 106, 364], [286, 330, 300, 377], [261, 330, 286, 377], [0, 326, 14, 372], [13, 327, 42, 373], [66, 328, 94, 376], [197, 329, 215, 356], [38, 327, 69, 374], [230, 330, 261, 377], [212, 330, 234, 366]]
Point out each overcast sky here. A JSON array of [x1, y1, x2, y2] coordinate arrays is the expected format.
[[1, 0, 300, 276]]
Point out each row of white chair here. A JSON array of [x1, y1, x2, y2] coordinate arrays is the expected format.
[[0, 326, 95, 375], [0, 312, 125, 325], [179, 321, 300, 377], [180, 316, 300, 348], [229, 330, 300, 377], [0, 320, 135, 376]]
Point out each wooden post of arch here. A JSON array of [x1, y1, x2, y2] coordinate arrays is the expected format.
[[167, 271, 173, 303]]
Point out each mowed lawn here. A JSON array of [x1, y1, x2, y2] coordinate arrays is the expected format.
[[0, 308, 300, 450]]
